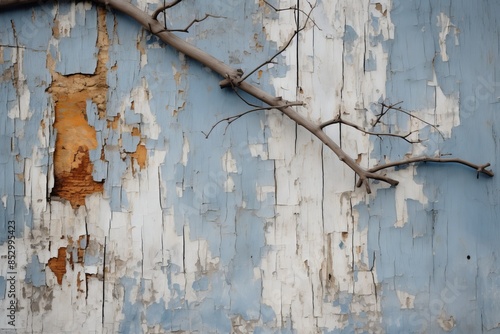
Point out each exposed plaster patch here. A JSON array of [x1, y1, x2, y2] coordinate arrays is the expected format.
[[181, 134, 189, 166], [248, 144, 268, 160], [256, 185, 274, 202], [48, 8, 109, 207], [7, 46, 31, 121], [129, 78, 160, 140], [393, 167, 427, 227], [131, 143, 148, 170], [224, 176, 235, 192], [222, 150, 237, 173], [427, 71, 460, 138], [437, 13, 457, 62], [437, 312, 456, 331], [396, 290, 415, 309]]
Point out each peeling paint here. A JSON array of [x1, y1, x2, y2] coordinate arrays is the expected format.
[[0, 0, 499, 333]]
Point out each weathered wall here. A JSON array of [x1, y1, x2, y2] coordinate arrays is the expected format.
[[0, 0, 499, 333]]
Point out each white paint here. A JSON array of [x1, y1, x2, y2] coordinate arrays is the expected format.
[[248, 144, 268, 160], [130, 78, 160, 140], [224, 176, 235, 192], [437, 13, 454, 62], [181, 134, 190, 166], [256, 185, 274, 202], [260, 0, 396, 330], [222, 150, 237, 173], [8, 47, 31, 121], [396, 290, 416, 309], [55, 2, 77, 37]]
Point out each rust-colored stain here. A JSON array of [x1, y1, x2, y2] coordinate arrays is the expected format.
[[48, 247, 67, 285], [107, 113, 121, 130], [131, 127, 140, 137], [67, 235, 88, 270], [48, 8, 109, 208], [257, 69, 263, 80], [131, 144, 147, 170]]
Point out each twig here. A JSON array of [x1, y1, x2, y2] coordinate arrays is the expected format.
[[378, 102, 445, 139], [364, 156, 494, 178], [202, 102, 303, 138], [262, 0, 321, 30], [152, 0, 183, 20], [0, 0, 492, 193], [236, 1, 318, 84], [372, 101, 402, 126], [167, 14, 225, 33], [321, 115, 421, 144]]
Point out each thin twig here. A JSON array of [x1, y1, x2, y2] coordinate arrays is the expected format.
[[152, 0, 183, 20], [167, 14, 226, 33], [202, 102, 303, 138], [321, 115, 421, 144], [262, 0, 321, 30], [237, 1, 318, 84], [379, 102, 445, 139], [372, 101, 402, 126]]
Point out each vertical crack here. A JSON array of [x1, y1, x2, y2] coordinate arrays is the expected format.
[[182, 225, 186, 273], [370, 251, 378, 303], [321, 146, 325, 232], [350, 196, 355, 294], [295, 0, 300, 90], [339, 13, 346, 149], [294, 0, 300, 155], [102, 236, 106, 327]]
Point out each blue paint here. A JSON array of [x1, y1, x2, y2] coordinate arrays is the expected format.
[[352, 0, 500, 332], [25, 255, 46, 287], [2, 0, 498, 332], [118, 276, 143, 334], [192, 276, 209, 291], [0, 9, 50, 235], [56, 3, 98, 75]]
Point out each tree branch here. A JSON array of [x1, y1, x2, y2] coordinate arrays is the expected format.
[[151, 0, 183, 20], [321, 115, 421, 144], [378, 102, 445, 139], [0, 0, 493, 193], [366, 157, 493, 177], [234, 1, 317, 85], [166, 13, 225, 33], [202, 102, 303, 139]]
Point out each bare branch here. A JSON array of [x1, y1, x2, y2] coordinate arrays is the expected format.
[[0, 0, 492, 193], [152, 0, 183, 20], [166, 13, 226, 33], [262, 0, 321, 30], [321, 115, 421, 144], [202, 102, 303, 138], [372, 101, 402, 127], [375, 102, 445, 139], [236, 1, 318, 84], [366, 157, 494, 177]]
